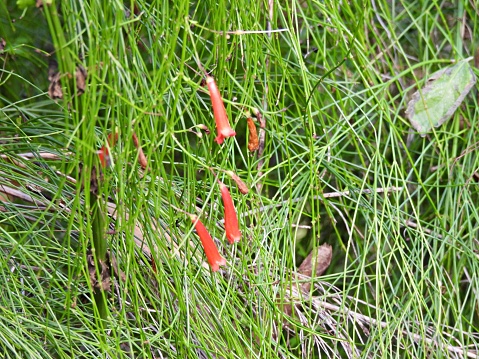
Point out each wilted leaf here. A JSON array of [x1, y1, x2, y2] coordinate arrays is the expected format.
[[226, 170, 249, 194], [406, 59, 477, 136]]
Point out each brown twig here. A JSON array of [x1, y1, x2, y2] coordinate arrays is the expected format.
[[0, 184, 48, 207], [0, 151, 71, 160]]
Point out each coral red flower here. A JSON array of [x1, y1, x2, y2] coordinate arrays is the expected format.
[[97, 146, 111, 168], [190, 215, 227, 272], [219, 181, 241, 244], [206, 76, 236, 144], [97, 132, 118, 168], [246, 117, 259, 152]]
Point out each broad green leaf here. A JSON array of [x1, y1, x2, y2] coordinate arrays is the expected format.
[[405, 59, 477, 136]]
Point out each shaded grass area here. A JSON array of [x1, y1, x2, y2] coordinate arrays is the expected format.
[[1, 0, 478, 358]]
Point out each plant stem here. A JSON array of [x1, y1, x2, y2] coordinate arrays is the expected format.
[[90, 183, 109, 326]]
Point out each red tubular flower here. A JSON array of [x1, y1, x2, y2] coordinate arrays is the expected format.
[[97, 132, 118, 168], [219, 181, 241, 244], [97, 146, 111, 168], [206, 76, 236, 144], [190, 215, 227, 272]]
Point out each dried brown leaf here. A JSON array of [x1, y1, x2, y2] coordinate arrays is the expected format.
[[297, 243, 332, 293], [47, 64, 87, 100], [298, 244, 332, 276], [48, 72, 63, 99], [281, 244, 332, 319], [75, 65, 87, 95]]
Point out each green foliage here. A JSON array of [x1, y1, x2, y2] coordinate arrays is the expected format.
[[16, 0, 35, 10], [406, 58, 477, 135], [1, 0, 478, 358]]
